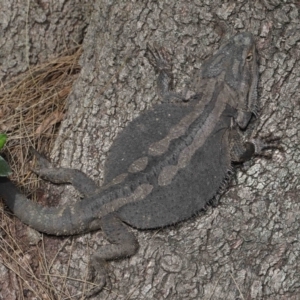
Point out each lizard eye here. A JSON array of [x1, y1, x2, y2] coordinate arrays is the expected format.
[[246, 53, 253, 61]]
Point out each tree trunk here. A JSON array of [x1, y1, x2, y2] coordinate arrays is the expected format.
[[1, 1, 300, 299], [0, 0, 92, 81]]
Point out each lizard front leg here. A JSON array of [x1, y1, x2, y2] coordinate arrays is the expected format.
[[229, 130, 281, 163]]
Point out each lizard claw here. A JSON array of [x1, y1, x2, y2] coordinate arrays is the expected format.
[[146, 43, 189, 102], [250, 133, 283, 159], [146, 43, 173, 77]]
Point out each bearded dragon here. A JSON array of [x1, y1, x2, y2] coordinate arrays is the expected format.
[[0, 32, 276, 296]]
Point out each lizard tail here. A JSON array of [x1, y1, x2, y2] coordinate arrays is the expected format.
[[0, 177, 88, 235]]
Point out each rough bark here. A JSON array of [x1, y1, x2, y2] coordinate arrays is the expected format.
[[1, 0, 300, 299], [0, 0, 92, 81]]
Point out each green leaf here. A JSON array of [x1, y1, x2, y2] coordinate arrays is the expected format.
[[0, 134, 7, 150], [0, 155, 12, 177]]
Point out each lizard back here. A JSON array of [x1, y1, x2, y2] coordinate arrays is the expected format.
[[103, 82, 235, 229]]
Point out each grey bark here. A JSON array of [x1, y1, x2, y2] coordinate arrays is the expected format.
[[1, 0, 300, 299], [0, 0, 92, 81]]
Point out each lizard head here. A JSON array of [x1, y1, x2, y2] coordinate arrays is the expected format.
[[201, 32, 258, 129]]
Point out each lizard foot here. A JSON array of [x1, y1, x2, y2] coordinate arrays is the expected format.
[[29, 148, 67, 182], [146, 43, 189, 102], [84, 258, 107, 298], [250, 134, 283, 159], [147, 43, 197, 103], [146, 42, 173, 77], [29, 147, 53, 171]]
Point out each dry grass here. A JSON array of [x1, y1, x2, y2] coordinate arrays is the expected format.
[[0, 46, 82, 191], [0, 46, 85, 299]]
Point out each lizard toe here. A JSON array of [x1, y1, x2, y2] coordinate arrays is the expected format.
[[85, 259, 107, 298]]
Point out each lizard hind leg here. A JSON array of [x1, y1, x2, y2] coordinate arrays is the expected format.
[[86, 213, 139, 297], [30, 148, 99, 197]]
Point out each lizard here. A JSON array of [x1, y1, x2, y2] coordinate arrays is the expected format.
[[0, 32, 277, 297]]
